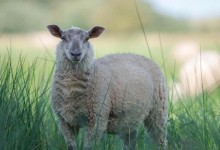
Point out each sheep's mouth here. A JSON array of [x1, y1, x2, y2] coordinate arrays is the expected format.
[[70, 56, 81, 62]]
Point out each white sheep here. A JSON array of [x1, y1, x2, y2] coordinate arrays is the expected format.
[[171, 41, 199, 64], [173, 51, 220, 99], [47, 24, 168, 150]]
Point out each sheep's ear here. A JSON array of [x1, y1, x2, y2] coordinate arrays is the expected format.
[[47, 24, 63, 38], [88, 26, 105, 39]]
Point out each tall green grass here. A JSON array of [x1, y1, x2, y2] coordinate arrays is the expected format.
[[0, 52, 65, 150], [0, 51, 220, 150]]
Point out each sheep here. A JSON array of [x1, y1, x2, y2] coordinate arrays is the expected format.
[[47, 24, 168, 150], [173, 51, 220, 99], [171, 41, 199, 64]]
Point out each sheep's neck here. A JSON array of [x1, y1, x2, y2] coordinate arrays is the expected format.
[[55, 50, 94, 107], [56, 50, 94, 79]]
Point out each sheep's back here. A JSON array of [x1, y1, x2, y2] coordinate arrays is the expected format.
[[95, 54, 164, 132], [96, 54, 163, 89]]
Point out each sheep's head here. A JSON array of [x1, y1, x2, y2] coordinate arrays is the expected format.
[[47, 24, 105, 62]]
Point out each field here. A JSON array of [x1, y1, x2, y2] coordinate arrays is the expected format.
[[0, 32, 220, 150]]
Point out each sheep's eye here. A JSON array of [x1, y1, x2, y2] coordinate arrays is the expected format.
[[84, 36, 90, 41], [61, 35, 66, 41]]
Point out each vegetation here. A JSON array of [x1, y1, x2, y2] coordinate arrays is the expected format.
[[0, 1, 220, 149], [0, 0, 190, 33], [0, 53, 62, 150], [0, 49, 219, 149]]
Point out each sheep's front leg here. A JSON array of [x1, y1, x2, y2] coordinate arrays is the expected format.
[[120, 130, 138, 150], [84, 84, 112, 149], [58, 118, 79, 150], [84, 118, 108, 150]]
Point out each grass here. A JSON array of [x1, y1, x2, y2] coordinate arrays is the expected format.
[[0, 52, 65, 150], [0, 46, 220, 150], [168, 92, 220, 149]]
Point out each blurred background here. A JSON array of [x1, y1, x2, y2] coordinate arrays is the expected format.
[[1, 1, 220, 149], [1, 0, 220, 33], [0, 0, 219, 54], [0, 0, 220, 83]]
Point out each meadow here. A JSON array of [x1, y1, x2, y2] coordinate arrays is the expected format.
[[0, 32, 220, 150]]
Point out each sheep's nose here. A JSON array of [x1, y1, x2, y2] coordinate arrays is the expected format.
[[70, 52, 81, 57]]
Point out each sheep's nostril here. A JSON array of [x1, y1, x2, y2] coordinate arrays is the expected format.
[[71, 52, 81, 57]]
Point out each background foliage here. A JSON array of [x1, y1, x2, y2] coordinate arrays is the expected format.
[[0, 0, 220, 149], [0, 0, 197, 33]]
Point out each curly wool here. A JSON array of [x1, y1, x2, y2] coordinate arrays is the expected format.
[[52, 48, 167, 150], [50, 26, 168, 150]]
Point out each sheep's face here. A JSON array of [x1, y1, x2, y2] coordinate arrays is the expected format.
[[47, 25, 105, 63], [61, 28, 91, 62]]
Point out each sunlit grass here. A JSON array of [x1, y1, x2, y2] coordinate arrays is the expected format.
[[0, 44, 220, 149], [0, 52, 65, 150]]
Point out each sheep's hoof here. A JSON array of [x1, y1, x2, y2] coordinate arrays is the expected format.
[[68, 145, 74, 150]]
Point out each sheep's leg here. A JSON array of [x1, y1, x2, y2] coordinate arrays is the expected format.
[[84, 104, 109, 150], [58, 118, 79, 150], [84, 117, 109, 149], [145, 114, 166, 149], [120, 130, 137, 150], [145, 84, 168, 150], [84, 87, 111, 149]]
